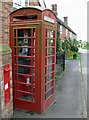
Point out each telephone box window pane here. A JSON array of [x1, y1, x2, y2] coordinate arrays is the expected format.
[[50, 31, 54, 38], [47, 57, 52, 64], [47, 30, 54, 38], [18, 66, 29, 74], [18, 29, 23, 37], [18, 38, 35, 46], [17, 29, 31, 37], [45, 66, 52, 74], [18, 38, 31, 46], [17, 75, 35, 84], [18, 48, 29, 56], [18, 48, 35, 56], [46, 57, 54, 65], [21, 94, 35, 103], [46, 73, 52, 82], [47, 48, 54, 55], [18, 66, 35, 75], [18, 57, 26, 65], [45, 89, 53, 99], [18, 57, 35, 66], [15, 91, 35, 103], [47, 39, 54, 46], [46, 82, 53, 91], [16, 83, 35, 93]]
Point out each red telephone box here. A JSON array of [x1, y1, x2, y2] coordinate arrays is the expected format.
[[10, 6, 57, 113]]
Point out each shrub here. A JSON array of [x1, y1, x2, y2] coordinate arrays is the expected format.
[[70, 45, 79, 52], [73, 52, 77, 59], [66, 51, 73, 57]]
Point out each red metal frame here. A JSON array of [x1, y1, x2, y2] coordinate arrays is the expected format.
[[10, 7, 56, 113]]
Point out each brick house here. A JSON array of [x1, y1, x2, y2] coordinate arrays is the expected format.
[[57, 17, 77, 41], [51, 4, 77, 41]]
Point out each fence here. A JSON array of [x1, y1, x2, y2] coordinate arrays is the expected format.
[[56, 52, 65, 74]]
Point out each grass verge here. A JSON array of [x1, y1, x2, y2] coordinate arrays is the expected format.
[[66, 52, 81, 60]]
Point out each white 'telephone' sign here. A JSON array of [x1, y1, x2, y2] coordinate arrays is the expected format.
[[44, 16, 54, 24]]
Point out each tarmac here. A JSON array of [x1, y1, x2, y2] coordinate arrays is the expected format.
[[11, 59, 87, 118]]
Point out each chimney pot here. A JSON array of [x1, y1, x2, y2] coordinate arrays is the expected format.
[[51, 4, 58, 16], [63, 16, 68, 25]]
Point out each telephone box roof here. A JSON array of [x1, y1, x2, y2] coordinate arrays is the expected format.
[[10, 6, 56, 18]]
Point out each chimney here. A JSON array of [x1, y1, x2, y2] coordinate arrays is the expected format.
[[63, 17, 68, 25], [51, 4, 58, 16], [25, 0, 28, 6]]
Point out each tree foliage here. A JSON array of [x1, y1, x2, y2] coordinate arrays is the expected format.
[[56, 30, 64, 53], [62, 38, 79, 52]]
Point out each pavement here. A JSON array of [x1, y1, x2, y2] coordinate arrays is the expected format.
[[79, 49, 87, 118], [87, 51, 89, 119], [11, 56, 87, 118], [79, 48, 88, 119]]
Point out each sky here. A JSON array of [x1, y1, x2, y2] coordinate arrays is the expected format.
[[13, 0, 88, 41]]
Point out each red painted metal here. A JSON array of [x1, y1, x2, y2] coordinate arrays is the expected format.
[[4, 64, 10, 105], [10, 7, 57, 113]]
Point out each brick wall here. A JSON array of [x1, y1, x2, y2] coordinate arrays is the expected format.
[[72, 33, 77, 40], [60, 26, 66, 40], [0, 1, 13, 119]]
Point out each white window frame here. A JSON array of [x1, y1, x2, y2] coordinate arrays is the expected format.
[[66, 29, 68, 36], [70, 32, 72, 38], [60, 25, 62, 34]]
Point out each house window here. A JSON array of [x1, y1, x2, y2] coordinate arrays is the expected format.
[[66, 29, 68, 36], [70, 32, 72, 38], [60, 25, 62, 34]]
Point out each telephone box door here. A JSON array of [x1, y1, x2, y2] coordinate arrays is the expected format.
[[12, 25, 40, 112]]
